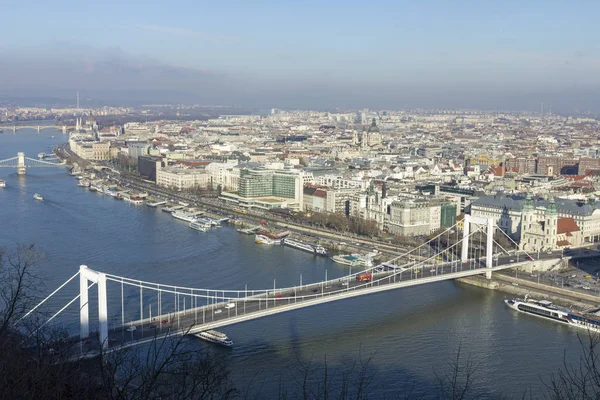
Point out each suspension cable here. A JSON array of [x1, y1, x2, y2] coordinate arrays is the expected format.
[[28, 282, 96, 337], [17, 271, 80, 323]]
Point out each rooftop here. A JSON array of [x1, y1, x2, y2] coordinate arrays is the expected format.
[[471, 194, 600, 216]]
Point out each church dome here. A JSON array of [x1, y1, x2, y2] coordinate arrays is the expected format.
[[367, 118, 379, 133]]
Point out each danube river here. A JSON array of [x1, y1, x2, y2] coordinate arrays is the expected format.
[[0, 128, 591, 398]]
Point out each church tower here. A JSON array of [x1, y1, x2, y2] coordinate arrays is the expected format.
[[519, 193, 535, 250], [544, 197, 558, 250]]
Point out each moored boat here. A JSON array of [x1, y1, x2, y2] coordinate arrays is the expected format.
[[237, 226, 261, 234], [504, 296, 600, 333], [282, 238, 317, 254], [162, 205, 184, 213], [333, 250, 378, 267], [172, 210, 202, 222], [255, 234, 279, 245], [189, 220, 211, 232], [314, 246, 329, 257], [331, 254, 361, 266], [128, 196, 144, 205]]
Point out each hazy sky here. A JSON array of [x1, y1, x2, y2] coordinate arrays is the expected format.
[[1, 0, 599, 111]]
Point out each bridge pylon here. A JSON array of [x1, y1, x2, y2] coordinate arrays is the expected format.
[[80, 265, 109, 349], [461, 214, 495, 279], [17, 152, 26, 175]]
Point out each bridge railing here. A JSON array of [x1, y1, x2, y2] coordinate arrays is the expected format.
[[119, 260, 537, 342], [107, 223, 488, 318], [21, 217, 541, 348]]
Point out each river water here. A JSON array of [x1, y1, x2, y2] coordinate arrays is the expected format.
[[0, 128, 592, 398]]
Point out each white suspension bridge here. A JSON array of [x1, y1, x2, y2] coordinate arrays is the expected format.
[[20, 215, 556, 357], [0, 152, 66, 175]]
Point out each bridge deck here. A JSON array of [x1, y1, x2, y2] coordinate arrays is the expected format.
[[74, 255, 547, 357]]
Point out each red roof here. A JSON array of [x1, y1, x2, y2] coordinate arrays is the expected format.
[[557, 217, 579, 234], [556, 240, 571, 247], [314, 190, 327, 198], [570, 182, 592, 187], [585, 169, 600, 176], [560, 175, 586, 180]]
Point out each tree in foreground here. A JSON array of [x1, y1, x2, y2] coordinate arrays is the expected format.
[[544, 331, 600, 400]]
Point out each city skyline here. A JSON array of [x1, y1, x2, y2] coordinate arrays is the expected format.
[[1, 0, 599, 112]]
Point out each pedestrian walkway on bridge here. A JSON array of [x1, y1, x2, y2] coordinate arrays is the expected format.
[[19, 216, 547, 357]]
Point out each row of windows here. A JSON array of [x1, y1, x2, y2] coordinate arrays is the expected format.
[[518, 305, 557, 317], [570, 315, 600, 327]]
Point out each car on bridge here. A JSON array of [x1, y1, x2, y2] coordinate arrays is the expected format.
[[356, 273, 372, 282], [214, 309, 222, 314]]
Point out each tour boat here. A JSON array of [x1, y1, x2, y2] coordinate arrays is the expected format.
[[193, 330, 233, 347], [505, 296, 600, 333], [0, 179, 5, 188], [33, 193, 43, 201]]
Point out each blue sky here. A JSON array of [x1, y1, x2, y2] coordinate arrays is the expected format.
[[1, 0, 599, 110]]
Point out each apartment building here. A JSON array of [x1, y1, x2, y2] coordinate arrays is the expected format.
[[69, 138, 113, 161], [156, 167, 210, 190], [470, 194, 600, 246]]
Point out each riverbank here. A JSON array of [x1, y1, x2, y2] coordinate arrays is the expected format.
[[58, 163, 388, 262], [55, 147, 402, 259], [458, 273, 600, 310]]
